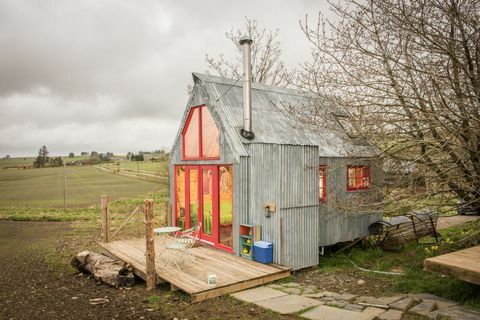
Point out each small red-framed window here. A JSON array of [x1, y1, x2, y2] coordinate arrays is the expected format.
[[182, 105, 220, 160], [347, 165, 371, 191], [319, 165, 327, 202]]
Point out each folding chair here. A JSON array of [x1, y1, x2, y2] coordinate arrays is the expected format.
[[164, 223, 201, 270]]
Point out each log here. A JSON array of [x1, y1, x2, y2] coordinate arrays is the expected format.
[[71, 251, 135, 288]]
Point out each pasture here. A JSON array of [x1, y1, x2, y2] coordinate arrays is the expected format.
[[99, 159, 168, 176], [0, 165, 161, 208]]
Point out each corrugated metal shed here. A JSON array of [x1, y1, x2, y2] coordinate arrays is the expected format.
[[169, 72, 383, 271]]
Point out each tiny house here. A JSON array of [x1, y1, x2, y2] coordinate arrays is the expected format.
[[169, 37, 382, 270]]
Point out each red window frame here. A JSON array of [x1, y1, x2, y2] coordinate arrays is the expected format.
[[181, 105, 220, 160], [319, 165, 327, 202], [346, 165, 371, 191]]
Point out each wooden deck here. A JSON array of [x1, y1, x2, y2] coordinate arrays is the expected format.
[[99, 238, 290, 302], [424, 245, 480, 285]]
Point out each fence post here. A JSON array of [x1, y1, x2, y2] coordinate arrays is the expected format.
[[144, 199, 156, 290], [166, 202, 172, 227], [101, 195, 110, 243]]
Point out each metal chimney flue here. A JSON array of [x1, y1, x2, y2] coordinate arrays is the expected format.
[[239, 35, 254, 140]]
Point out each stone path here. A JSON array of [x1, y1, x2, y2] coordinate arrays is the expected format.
[[231, 282, 480, 320]]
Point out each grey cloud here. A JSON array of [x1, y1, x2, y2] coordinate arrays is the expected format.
[[0, 0, 328, 156]]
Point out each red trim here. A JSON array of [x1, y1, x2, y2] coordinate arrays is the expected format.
[[346, 165, 371, 191], [319, 165, 327, 202], [181, 105, 221, 161]]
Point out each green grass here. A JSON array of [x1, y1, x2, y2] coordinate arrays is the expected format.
[[318, 220, 480, 308], [0, 157, 35, 168], [0, 165, 162, 207]]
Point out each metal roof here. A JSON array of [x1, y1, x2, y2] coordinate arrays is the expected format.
[[193, 73, 379, 158]]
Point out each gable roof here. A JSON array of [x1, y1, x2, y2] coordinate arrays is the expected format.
[[193, 73, 379, 158]]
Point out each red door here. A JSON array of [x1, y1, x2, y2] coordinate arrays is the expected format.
[[175, 165, 233, 252], [199, 166, 218, 243]]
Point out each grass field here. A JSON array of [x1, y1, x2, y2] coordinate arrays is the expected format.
[[99, 160, 168, 176], [0, 166, 161, 208]]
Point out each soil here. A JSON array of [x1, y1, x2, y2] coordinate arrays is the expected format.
[[0, 220, 299, 320], [293, 267, 396, 297]]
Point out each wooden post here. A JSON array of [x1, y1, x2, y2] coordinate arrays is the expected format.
[[144, 199, 156, 290], [101, 195, 110, 243], [166, 201, 172, 226]]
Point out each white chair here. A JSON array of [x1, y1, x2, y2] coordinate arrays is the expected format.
[[164, 223, 201, 270]]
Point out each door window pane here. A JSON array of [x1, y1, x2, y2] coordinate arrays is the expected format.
[[219, 166, 233, 247], [175, 166, 186, 230], [202, 169, 214, 235], [189, 169, 199, 228]]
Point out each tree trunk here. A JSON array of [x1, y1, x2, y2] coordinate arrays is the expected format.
[[71, 251, 135, 288]]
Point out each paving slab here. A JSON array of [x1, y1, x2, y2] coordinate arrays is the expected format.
[[332, 293, 358, 302], [378, 309, 403, 320], [256, 294, 322, 315], [301, 305, 367, 320], [231, 287, 288, 303], [362, 307, 387, 320], [356, 295, 404, 306], [408, 301, 436, 316], [389, 297, 415, 311], [429, 305, 480, 320], [344, 304, 365, 312], [326, 300, 347, 308], [408, 293, 458, 309]]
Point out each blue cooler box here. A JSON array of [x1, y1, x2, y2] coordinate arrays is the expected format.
[[253, 241, 273, 264]]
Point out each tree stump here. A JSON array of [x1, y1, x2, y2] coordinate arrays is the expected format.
[[71, 251, 135, 287]]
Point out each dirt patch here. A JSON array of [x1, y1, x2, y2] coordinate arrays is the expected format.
[[437, 215, 480, 230], [293, 267, 397, 297], [0, 220, 299, 320]]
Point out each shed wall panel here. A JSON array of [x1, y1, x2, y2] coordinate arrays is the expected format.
[[249, 144, 319, 270], [318, 157, 383, 246]]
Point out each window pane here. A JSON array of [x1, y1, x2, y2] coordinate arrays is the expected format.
[[184, 108, 200, 158], [201, 107, 220, 158], [347, 165, 370, 190], [202, 169, 213, 236], [189, 169, 199, 228], [219, 166, 233, 247], [175, 166, 186, 230], [319, 166, 326, 201]]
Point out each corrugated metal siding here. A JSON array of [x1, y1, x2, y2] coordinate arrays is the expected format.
[[233, 158, 249, 254], [280, 207, 319, 269], [249, 144, 319, 270], [318, 157, 383, 246]]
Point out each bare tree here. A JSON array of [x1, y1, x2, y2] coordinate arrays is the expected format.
[[206, 17, 292, 86], [296, 0, 480, 214]]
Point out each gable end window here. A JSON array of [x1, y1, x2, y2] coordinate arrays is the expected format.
[[319, 165, 327, 202], [347, 165, 371, 191], [182, 105, 220, 160]]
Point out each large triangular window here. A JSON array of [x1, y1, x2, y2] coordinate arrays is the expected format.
[[182, 105, 220, 159]]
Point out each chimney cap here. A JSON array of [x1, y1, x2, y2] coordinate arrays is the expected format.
[[239, 35, 253, 45]]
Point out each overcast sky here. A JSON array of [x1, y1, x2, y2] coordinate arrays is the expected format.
[[0, 0, 329, 157]]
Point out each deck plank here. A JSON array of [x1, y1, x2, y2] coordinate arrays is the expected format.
[[424, 245, 480, 285], [99, 238, 291, 301]]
